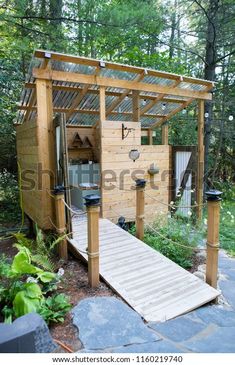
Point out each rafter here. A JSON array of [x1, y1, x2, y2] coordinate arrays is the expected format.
[[25, 82, 190, 104], [66, 67, 100, 120], [105, 71, 146, 117], [18, 105, 166, 119], [33, 69, 213, 101], [139, 78, 183, 116], [150, 98, 194, 129]]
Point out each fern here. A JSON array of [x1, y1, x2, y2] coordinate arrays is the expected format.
[[31, 254, 55, 272]]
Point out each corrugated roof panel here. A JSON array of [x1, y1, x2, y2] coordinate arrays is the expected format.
[[100, 68, 139, 81], [51, 60, 96, 75], [179, 82, 207, 91], [148, 102, 180, 115], [143, 75, 175, 86]]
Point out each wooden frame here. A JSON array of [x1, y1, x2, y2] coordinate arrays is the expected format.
[[16, 50, 211, 230]]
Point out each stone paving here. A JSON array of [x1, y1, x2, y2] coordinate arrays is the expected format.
[[72, 250, 235, 353]]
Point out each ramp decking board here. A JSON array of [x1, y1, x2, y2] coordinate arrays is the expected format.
[[69, 217, 219, 322]]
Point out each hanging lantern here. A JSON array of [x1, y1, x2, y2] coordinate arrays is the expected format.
[[205, 112, 209, 118], [129, 149, 140, 162], [228, 115, 233, 121]]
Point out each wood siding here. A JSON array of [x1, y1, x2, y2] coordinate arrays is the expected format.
[[16, 121, 47, 228], [100, 121, 171, 223]]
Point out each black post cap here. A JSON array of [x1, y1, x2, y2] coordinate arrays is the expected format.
[[205, 189, 223, 201], [53, 185, 66, 195], [84, 194, 101, 207], [135, 179, 146, 188]]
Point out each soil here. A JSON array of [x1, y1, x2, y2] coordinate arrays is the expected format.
[[0, 237, 206, 353]]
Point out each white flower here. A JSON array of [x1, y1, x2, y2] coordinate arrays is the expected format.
[[26, 277, 38, 283], [170, 201, 174, 205], [231, 215, 234, 219], [187, 211, 192, 216], [57, 268, 65, 277], [204, 218, 207, 225]]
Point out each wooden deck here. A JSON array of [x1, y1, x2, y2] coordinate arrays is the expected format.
[[69, 217, 220, 322]]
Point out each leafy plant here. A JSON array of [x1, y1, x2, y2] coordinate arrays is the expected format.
[[39, 294, 71, 324], [130, 216, 202, 269], [0, 235, 70, 324]]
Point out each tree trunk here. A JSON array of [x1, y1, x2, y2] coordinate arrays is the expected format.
[[203, 0, 220, 189]]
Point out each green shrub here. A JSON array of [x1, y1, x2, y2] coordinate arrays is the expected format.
[[130, 217, 204, 269], [0, 170, 21, 226], [0, 231, 71, 324]]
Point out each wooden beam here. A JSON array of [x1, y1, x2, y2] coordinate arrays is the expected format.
[[18, 105, 167, 119], [148, 129, 153, 145], [66, 67, 100, 120], [132, 90, 140, 123], [36, 78, 55, 226], [23, 58, 50, 123], [99, 86, 106, 218], [161, 124, 169, 145], [106, 73, 145, 117], [25, 82, 191, 104], [33, 69, 213, 101], [150, 98, 194, 129], [139, 78, 183, 116], [196, 100, 204, 220], [34, 50, 214, 88]]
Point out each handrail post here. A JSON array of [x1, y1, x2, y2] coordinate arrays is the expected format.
[[84, 194, 101, 288], [135, 179, 146, 240], [53, 186, 68, 261], [205, 190, 222, 289]]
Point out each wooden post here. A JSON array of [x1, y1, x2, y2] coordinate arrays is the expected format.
[[99, 86, 105, 218], [85, 194, 101, 288], [132, 90, 140, 123], [205, 190, 222, 289], [135, 179, 146, 240], [161, 123, 169, 145], [53, 189, 68, 261], [148, 129, 153, 145], [36, 78, 55, 229], [196, 100, 204, 220]]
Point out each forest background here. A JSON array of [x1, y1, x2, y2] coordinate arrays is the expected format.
[[0, 0, 234, 226]]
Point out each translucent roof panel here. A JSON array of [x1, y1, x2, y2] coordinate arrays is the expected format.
[[16, 50, 214, 127]]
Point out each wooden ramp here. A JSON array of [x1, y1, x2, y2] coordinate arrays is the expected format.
[[69, 218, 219, 322]]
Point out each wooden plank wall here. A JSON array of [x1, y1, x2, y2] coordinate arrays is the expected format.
[[16, 121, 46, 227], [101, 121, 170, 223]]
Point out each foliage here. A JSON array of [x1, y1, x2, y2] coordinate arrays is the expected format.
[[13, 225, 65, 272], [38, 293, 71, 324], [130, 216, 204, 269], [0, 232, 71, 324], [0, 171, 21, 227]]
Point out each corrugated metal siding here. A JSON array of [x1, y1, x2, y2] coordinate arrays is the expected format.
[[175, 151, 192, 216]]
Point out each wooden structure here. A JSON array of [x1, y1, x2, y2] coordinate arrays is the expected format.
[[69, 216, 219, 322], [15, 50, 214, 229]]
